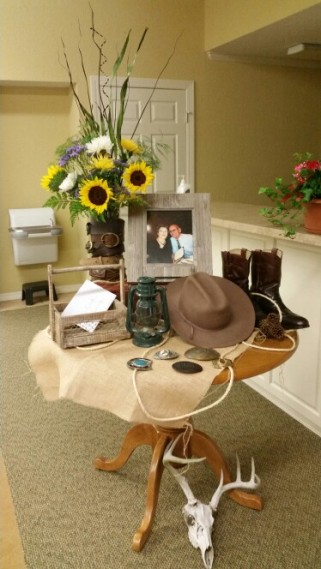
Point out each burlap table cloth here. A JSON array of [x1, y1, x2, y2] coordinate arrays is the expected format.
[[28, 329, 256, 428]]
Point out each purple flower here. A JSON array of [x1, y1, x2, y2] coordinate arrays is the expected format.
[[59, 144, 86, 166]]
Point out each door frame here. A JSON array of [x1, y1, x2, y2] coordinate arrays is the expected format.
[[90, 77, 195, 192]]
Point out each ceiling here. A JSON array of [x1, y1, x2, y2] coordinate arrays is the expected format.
[[207, 3, 321, 69]]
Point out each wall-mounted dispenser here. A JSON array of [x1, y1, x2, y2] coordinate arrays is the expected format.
[[8, 207, 63, 265]]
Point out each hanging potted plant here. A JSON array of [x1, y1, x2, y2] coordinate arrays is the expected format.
[[258, 153, 321, 237]]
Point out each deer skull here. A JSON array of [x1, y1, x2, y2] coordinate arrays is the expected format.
[[163, 435, 260, 569], [182, 498, 215, 569]]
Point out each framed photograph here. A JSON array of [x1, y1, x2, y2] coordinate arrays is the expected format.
[[126, 193, 213, 282]]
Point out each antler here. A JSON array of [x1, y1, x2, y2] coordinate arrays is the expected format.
[[163, 434, 206, 503], [209, 454, 261, 512], [163, 437, 261, 569]]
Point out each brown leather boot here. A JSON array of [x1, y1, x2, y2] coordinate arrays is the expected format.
[[221, 249, 266, 327], [250, 248, 309, 330]]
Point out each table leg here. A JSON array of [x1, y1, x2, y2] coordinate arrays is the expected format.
[[94, 423, 159, 471], [132, 433, 169, 552], [94, 423, 263, 553], [94, 423, 173, 552]]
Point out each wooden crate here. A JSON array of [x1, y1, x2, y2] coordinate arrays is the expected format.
[[48, 261, 131, 349]]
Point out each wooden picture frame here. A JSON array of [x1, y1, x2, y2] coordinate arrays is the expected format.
[[126, 193, 213, 282]]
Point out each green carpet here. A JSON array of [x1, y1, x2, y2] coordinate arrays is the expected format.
[[1, 306, 321, 569]]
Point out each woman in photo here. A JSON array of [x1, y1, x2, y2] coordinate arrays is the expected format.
[[147, 225, 173, 263]]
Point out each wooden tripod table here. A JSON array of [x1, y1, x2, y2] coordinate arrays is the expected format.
[[94, 331, 297, 551]]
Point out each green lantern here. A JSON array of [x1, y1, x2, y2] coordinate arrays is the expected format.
[[126, 276, 170, 347]]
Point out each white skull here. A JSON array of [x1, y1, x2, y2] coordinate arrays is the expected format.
[[182, 500, 214, 569]]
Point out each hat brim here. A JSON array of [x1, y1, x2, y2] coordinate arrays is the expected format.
[[166, 275, 255, 348]]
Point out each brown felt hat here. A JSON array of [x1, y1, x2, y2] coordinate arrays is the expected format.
[[166, 272, 255, 348]]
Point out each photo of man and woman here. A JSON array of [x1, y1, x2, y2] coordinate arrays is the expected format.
[[146, 210, 193, 264]]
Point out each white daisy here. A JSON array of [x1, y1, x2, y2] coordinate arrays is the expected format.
[[86, 135, 113, 155], [59, 172, 78, 191]]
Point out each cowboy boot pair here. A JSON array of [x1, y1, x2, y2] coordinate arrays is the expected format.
[[221, 248, 309, 330]]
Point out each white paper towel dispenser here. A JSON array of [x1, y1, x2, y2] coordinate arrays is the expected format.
[[9, 207, 63, 265]]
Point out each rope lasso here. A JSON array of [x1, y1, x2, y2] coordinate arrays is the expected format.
[[131, 364, 235, 423], [129, 334, 236, 423], [243, 332, 296, 352]]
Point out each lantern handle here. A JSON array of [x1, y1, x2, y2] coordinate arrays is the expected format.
[[126, 284, 138, 333], [156, 285, 171, 333]]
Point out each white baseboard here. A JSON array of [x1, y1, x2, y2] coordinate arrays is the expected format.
[[0, 284, 79, 302], [245, 378, 321, 438]]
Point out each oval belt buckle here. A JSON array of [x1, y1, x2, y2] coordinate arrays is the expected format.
[[101, 232, 120, 248], [172, 361, 203, 374], [127, 358, 152, 370], [153, 349, 179, 360]]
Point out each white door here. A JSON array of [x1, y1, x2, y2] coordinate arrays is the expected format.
[[90, 77, 194, 193]]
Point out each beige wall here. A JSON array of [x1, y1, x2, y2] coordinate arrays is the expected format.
[[0, 0, 320, 295]]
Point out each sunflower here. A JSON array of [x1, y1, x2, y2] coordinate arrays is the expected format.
[[122, 161, 154, 193], [90, 155, 114, 170], [41, 165, 66, 190], [121, 138, 141, 155], [79, 177, 113, 214]]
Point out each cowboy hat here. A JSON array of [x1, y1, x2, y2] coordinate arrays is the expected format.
[[166, 272, 255, 348]]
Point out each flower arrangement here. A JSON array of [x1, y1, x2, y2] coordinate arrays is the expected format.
[[41, 16, 168, 225], [258, 153, 321, 237]]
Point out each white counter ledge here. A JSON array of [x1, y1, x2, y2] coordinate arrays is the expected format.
[[211, 202, 321, 437], [211, 202, 321, 248]]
